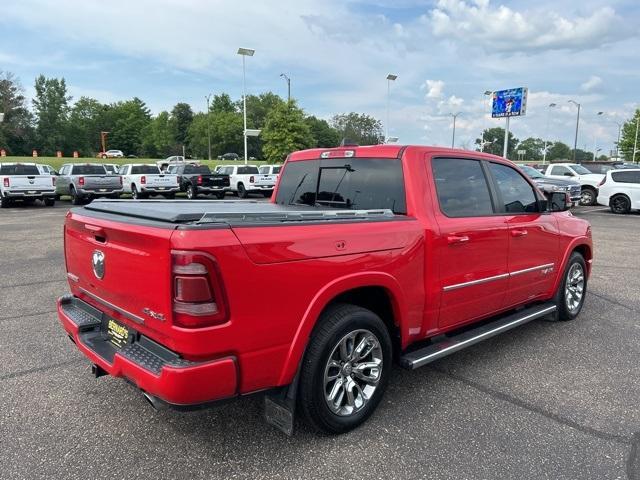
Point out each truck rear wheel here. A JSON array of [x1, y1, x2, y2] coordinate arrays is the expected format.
[[237, 183, 248, 198], [579, 187, 596, 206], [215, 191, 226, 199], [186, 184, 197, 199], [70, 186, 83, 205], [44, 197, 55, 207], [552, 252, 587, 321], [298, 303, 392, 434], [1, 196, 12, 208]]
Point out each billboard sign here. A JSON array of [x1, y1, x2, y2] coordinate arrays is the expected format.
[[491, 87, 528, 118]]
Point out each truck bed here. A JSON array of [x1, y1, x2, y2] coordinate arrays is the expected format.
[[82, 199, 398, 226]]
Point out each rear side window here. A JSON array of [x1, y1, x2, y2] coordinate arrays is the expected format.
[[131, 165, 160, 174], [0, 164, 41, 175], [238, 166, 259, 175], [72, 165, 107, 175], [432, 158, 494, 217], [275, 158, 406, 214], [611, 171, 640, 183], [489, 163, 538, 213]]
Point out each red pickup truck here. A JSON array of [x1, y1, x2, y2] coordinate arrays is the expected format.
[[57, 145, 592, 434]]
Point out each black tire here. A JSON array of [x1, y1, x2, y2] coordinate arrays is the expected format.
[[298, 303, 392, 434], [70, 186, 83, 205], [610, 194, 631, 214], [215, 191, 226, 200], [186, 184, 197, 200], [579, 187, 596, 206], [131, 184, 141, 200], [44, 197, 55, 207], [552, 252, 588, 321], [237, 183, 248, 198], [262, 191, 273, 198], [0, 196, 10, 208]]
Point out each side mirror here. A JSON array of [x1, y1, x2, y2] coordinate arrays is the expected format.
[[549, 192, 571, 212]]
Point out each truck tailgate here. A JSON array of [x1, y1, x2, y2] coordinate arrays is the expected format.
[[65, 210, 175, 335], [145, 174, 178, 187], [255, 174, 277, 186], [83, 175, 121, 190], [4, 175, 54, 190]]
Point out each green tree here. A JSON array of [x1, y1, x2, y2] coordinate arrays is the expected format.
[[210, 93, 237, 114], [169, 102, 193, 147], [108, 97, 151, 156], [305, 115, 340, 148], [262, 101, 314, 163], [0, 71, 34, 155], [235, 92, 286, 158], [546, 141, 572, 161], [516, 137, 545, 161], [142, 111, 173, 158], [187, 110, 243, 159], [474, 127, 518, 158], [32, 75, 71, 155], [330, 112, 383, 145], [66, 97, 104, 155], [619, 109, 640, 161]]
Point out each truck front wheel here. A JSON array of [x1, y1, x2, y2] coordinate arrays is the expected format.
[[552, 252, 587, 321], [298, 304, 392, 434]]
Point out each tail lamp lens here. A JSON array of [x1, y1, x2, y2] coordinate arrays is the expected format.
[[197, 175, 203, 185], [141, 176, 146, 184], [52, 176, 57, 186], [171, 251, 228, 328], [598, 177, 606, 187], [249, 176, 255, 183], [4, 177, 10, 187], [79, 176, 85, 186]]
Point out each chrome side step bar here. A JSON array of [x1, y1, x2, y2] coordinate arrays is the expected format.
[[400, 303, 556, 370]]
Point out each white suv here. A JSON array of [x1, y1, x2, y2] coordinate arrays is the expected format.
[[597, 169, 640, 214]]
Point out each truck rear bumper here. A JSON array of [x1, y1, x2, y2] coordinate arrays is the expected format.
[[57, 295, 238, 406], [3, 190, 56, 198], [142, 187, 180, 194]]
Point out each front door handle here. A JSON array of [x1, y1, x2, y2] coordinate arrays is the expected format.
[[447, 235, 470, 245], [511, 229, 528, 237]]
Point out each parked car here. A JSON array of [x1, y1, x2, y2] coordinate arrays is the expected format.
[[218, 152, 240, 161], [216, 164, 261, 198], [517, 164, 581, 206], [254, 165, 282, 197], [103, 164, 120, 175], [57, 145, 592, 435], [544, 163, 604, 206], [0, 162, 56, 207], [99, 150, 124, 159], [119, 163, 179, 199], [56, 163, 123, 205], [597, 169, 640, 214], [580, 161, 626, 175], [167, 163, 230, 199], [157, 156, 190, 172], [37, 164, 58, 176]]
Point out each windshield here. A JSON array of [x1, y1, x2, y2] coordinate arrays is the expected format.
[[571, 164, 591, 175], [275, 158, 406, 214], [0, 164, 40, 175], [519, 165, 544, 179], [238, 166, 259, 174], [131, 165, 160, 174]]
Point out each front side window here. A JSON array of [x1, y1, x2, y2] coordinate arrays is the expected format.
[[432, 158, 494, 217], [550, 166, 570, 176], [489, 163, 538, 213], [275, 158, 406, 214]]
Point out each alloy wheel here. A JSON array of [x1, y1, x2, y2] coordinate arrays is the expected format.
[[565, 262, 585, 314]]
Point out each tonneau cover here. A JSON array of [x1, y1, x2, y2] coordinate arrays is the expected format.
[[83, 199, 396, 225]]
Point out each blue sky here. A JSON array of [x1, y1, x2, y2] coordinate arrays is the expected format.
[[1, 0, 639, 153]]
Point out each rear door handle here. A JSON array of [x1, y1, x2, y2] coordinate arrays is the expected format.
[[511, 229, 528, 237], [447, 235, 470, 245]]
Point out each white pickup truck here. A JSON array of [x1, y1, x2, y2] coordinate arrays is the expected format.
[[0, 163, 56, 208], [119, 164, 180, 199], [254, 165, 282, 197], [216, 164, 261, 198], [544, 163, 605, 206]]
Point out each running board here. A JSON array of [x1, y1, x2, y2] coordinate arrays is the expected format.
[[400, 303, 556, 370]]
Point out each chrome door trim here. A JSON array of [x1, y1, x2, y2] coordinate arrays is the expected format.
[[510, 263, 555, 277], [443, 273, 509, 292]]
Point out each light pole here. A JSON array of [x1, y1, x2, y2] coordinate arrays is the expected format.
[[634, 114, 640, 163], [385, 74, 398, 142], [592, 111, 603, 161], [542, 103, 557, 164], [480, 90, 492, 152], [568, 100, 581, 162], [280, 73, 291, 103], [450, 112, 461, 148], [237, 47, 255, 164], [205, 94, 212, 161]]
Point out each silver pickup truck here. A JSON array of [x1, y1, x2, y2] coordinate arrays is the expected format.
[[56, 163, 123, 205]]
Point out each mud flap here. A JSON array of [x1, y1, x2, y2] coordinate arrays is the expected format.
[[264, 373, 299, 436]]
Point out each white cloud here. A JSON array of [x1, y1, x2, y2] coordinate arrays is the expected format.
[[426, 0, 629, 53], [422, 79, 445, 99], [580, 75, 603, 92]]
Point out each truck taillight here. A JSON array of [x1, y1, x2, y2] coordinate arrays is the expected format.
[[3, 177, 9, 187], [52, 176, 56, 186], [118, 175, 122, 186], [79, 177, 85, 186], [197, 175, 203, 185], [171, 250, 228, 328], [598, 177, 606, 187], [141, 176, 146, 184], [250, 176, 254, 183]]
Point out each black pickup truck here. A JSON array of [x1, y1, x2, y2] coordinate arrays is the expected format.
[[167, 164, 230, 199]]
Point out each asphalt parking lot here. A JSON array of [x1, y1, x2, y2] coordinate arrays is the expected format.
[[1, 202, 639, 480]]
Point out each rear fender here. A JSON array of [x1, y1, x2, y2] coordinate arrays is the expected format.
[[276, 272, 407, 385]]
